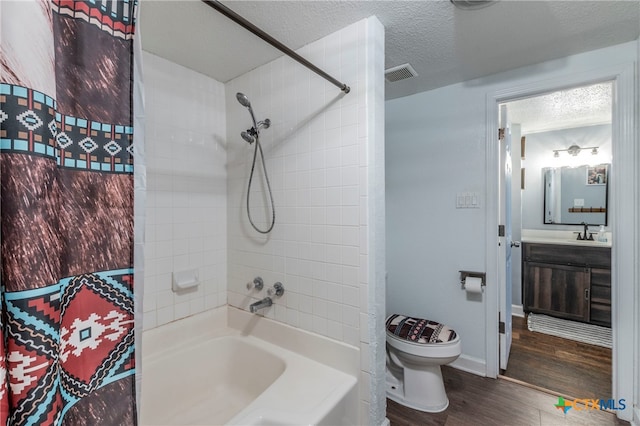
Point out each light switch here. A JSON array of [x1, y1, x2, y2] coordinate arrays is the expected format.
[[457, 192, 481, 208]]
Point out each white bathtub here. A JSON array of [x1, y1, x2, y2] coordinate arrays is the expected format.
[[140, 306, 359, 425]]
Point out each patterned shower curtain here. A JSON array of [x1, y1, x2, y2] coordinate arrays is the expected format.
[[0, 0, 137, 424]]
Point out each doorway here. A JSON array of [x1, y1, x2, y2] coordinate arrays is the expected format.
[[484, 61, 636, 422], [500, 82, 614, 399]]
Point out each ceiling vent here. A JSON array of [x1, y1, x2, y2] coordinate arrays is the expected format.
[[385, 63, 418, 83], [450, 0, 497, 10]]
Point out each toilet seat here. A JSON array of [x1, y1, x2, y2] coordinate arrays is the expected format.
[[386, 314, 460, 358], [386, 314, 457, 343]]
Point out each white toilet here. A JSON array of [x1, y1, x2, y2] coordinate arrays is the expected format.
[[385, 314, 461, 413]]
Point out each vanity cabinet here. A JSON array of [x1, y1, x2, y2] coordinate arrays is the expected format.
[[522, 243, 611, 327]]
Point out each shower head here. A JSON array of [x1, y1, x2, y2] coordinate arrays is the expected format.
[[237, 92, 258, 131], [241, 131, 255, 144], [236, 92, 251, 108], [237, 92, 270, 144]]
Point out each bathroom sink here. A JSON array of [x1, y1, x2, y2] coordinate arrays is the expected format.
[[521, 230, 612, 247]]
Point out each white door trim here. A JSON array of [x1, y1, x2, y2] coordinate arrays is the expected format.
[[484, 63, 637, 422]]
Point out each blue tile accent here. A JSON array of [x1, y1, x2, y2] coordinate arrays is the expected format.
[[34, 91, 45, 104], [3, 84, 132, 174], [79, 327, 92, 341], [34, 143, 46, 154], [3, 282, 62, 300], [13, 86, 28, 98], [14, 140, 29, 151]]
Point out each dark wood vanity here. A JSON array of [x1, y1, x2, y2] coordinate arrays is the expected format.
[[522, 242, 611, 327]]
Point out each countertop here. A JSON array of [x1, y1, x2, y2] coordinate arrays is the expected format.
[[520, 229, 612, 248]]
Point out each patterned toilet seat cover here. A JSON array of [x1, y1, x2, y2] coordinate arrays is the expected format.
[[386, 314, 457, 344]]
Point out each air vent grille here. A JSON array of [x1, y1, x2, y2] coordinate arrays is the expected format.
[[450, 0, 497, 10], [385, 63, 417, 83]]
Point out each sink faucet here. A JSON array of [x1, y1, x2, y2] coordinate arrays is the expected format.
[[577, 222, 593, 240], [249, 297, 273, 313]]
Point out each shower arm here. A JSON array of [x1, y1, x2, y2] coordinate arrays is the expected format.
[[201, 0, 350, 94]]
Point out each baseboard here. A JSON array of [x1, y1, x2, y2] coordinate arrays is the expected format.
[[450, 354, 486, 377], [512, 304, 525, 318]]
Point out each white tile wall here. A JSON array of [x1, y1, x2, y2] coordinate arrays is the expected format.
[[227, 17, 366, 341], [140, 17, 384, 424], [141, 51, 227, 330], [225, 17, 384, 424]]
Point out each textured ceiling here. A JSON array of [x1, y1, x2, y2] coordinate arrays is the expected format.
[[507, 82, 613, 134], [140, 1, 639, 100]]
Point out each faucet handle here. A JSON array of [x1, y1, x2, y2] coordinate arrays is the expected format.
[[267, 282, 284, 297], [246, 277, 264, 291]]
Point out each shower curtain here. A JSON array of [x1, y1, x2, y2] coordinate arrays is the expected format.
[[1, 0, 138, 424]]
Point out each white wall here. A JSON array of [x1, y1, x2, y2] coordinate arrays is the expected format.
[[225, 17, 385, 425], [141, 52, 228, 330], [386, 41, 637, 373]]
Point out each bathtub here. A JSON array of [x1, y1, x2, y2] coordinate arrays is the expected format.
[[140, 306, 359, 425]]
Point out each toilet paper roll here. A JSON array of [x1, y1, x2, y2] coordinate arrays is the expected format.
[[464, 277, 483, 294]]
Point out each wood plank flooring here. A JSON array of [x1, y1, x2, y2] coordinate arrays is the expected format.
[[501, 315, 611, 400], [387, 366, 628, 426]]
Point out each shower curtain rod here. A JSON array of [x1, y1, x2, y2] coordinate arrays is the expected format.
[[201, 0, 350, 94]]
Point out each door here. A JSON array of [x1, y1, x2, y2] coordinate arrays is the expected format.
[[498, 104, 513, 370], [510, 124, 523, 314]]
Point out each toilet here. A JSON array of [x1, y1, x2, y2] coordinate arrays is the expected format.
[[385, 314, 461, 413]]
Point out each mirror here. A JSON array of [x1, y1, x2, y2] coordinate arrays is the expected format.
[[543, 164, 609, 225]]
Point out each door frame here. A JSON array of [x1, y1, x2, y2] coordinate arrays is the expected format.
[[484, 62, 637, 422], [498, 104, 513, 370]]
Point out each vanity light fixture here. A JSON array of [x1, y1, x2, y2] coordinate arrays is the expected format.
[[553, 144, 599, 157]]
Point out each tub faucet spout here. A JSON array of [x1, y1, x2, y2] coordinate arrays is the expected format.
[[250, 297, 273, 313]]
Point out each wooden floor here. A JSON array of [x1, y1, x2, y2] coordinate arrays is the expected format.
[[501, 315, 612, 400], [387, 366, 628, 426]]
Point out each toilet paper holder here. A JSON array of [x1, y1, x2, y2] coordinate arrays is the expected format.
[[459, 270, 486, 288]]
